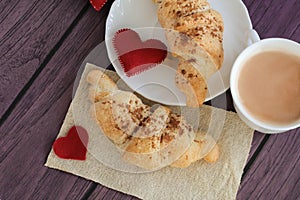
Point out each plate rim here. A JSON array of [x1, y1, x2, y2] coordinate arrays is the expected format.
[[105, 0, 258, 105]]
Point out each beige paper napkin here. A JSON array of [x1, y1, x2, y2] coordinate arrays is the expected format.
[[45, 64, 254, 200]]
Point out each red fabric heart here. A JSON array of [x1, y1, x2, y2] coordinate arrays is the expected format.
[[113, 29, 168, 77], [89, 0, 107, 11], [53, 126, 88, 160]]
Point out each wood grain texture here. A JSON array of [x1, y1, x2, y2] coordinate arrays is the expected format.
[[0, 0, 299, 199], [243, 0, 300, 41], [246, 132, 266, 163], [237, 129, 300, 200], [0, 4, 111, 199], [235, 1, 300, 199], [88, 186, 138, 200], [0, 0, 87, 119]]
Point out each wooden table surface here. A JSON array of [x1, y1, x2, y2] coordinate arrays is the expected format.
[[0, 0, 299, 199]]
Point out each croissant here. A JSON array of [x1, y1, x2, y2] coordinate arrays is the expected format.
[[153, 0, 224, 107], [86, 69, 219, 170]]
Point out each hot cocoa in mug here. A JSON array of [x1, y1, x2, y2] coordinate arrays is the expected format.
[[231, 38, 300, 133]]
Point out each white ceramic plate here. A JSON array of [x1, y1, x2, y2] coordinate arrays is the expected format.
[[105, 0, 260, 106]]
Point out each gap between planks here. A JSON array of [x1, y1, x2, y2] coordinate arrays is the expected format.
[[0, 2, 113, 198], [0, 2, 90, 127], [1, 0, 296, 198], [241, 134, 270, 180]]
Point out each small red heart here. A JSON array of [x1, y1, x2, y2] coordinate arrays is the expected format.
[[113, 29, 168, 77], [89, 0, 107, 11], [53, 126, 88, 160]]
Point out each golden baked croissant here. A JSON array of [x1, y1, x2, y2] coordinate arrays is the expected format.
[[153, 0, 224, 107], [86, 69, 219, 170]]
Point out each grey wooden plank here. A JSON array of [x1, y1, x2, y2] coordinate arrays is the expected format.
[[237, 129, 300, 200], [0, 0, 87, 119], [88, 184, 138, 200], [247, 132, 265, 162], [112, 192, 138, 200], [0, 0, 295, 199], [291, 23, 300, 42], [0, 0, 26, 38], [244, 0, 299, 41], [88, 185, 110, 200], [0, 4, 112, 199], [235, 1, 300, 199]]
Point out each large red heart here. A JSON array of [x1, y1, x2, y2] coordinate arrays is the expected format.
[[89, 0, 107, 11], [113, 29, 168, 77], [53, 126, 88, 160]]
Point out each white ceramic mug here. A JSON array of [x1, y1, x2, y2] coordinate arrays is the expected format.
[[230, 38, 300, 134]]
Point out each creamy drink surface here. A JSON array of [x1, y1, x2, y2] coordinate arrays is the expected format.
[[238, 51, 300, 126]]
